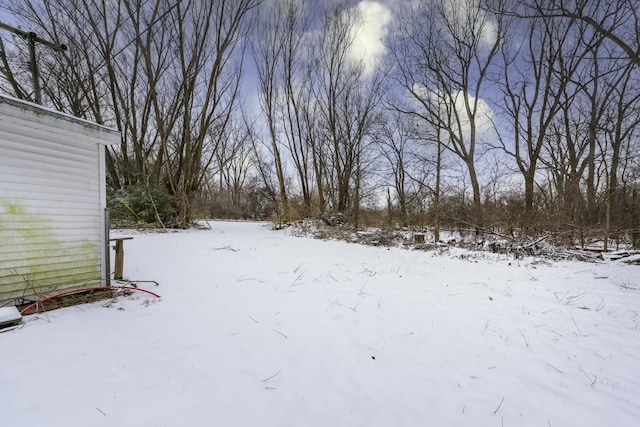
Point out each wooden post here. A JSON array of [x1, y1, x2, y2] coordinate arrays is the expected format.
[[110, 237, 133, 280], [114, 239, 125, 280]]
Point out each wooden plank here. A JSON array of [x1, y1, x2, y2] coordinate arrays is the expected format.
[[0, 306, 22, 329]]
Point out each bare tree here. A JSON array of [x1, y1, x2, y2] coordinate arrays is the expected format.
[[313, 4, 384, 216], [372, 110, 414, 226], [212, 118, 255, 216], [251, 0, 293, 219], [392, 0, 509, 230], [523, 0, 640, 67], [140, 0, 259, 226], [277, 0, 317, 212], [302, 80, 328, 212], [597, 63, 640, 249], [495, 9, 597, 227], [252, 0, 337, 218], [4, 0, 259, 226], [0, 35, 31, 99]]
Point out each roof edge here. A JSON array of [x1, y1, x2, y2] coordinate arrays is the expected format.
[[0, 94, 120, 144]]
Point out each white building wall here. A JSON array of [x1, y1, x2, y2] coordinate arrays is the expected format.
[[0, 96, 119, 305]]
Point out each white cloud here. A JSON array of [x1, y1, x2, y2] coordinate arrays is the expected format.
[[411, 84, 495, 139], [348, 1, 392, 75], [442, 0, 498, 48], [452, 90, 494, 135], [480, 18, 498, 47]]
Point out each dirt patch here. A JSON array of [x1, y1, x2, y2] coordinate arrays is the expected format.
[[17, 288, 120, 315]]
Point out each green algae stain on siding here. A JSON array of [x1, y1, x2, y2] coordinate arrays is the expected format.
[[5, 202, 24, 215], [0, 199, 100, 301]]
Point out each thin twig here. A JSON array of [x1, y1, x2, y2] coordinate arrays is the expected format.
[[565, 291, 585, 305], [358, 284, 372, 296], [213, 245, 238, 252], [554, 290, 569, 302], [571, 317, 583, 335], [261, 369, 282, 383], [579, 366, 597, 388], [493, 396, 504, 414], [518, 328, 529, 347], [482, 319, 491, 334], [273, 329, 288, 339], [290, 272, 304, 287], [546, 328, 562, 337], [546, 363, 564, 374]]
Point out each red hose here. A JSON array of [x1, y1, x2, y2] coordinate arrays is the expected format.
[[20, 286, 161, 315]]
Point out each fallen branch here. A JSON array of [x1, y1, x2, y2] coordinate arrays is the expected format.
[[521, 235, 550, 249]]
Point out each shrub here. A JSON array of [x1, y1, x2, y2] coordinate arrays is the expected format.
[[107, 181, 174, 227]]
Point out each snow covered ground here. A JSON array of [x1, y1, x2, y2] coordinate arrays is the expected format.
[[2, 221, 639, 426]]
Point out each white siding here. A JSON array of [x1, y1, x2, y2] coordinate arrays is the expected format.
[[0, 97, 119, 305]]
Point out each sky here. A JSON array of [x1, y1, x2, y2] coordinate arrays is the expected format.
[[339, 0, 498, 138], [1, 0, 495, 134], [348, 1, 393, 75], [1, 0, 502, 185], [243, 0, 396, 118], [0, 5, 16, 26]]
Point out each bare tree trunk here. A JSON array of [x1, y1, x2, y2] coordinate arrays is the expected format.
[[314, 4, 383, 216], [392, 0, 508, 230], [495, 11, 594, 230], [252, 1, 291, 219], [434, 130, 442, 243]]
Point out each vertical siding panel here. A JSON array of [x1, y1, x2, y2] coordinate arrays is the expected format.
[[0, 97, 119, 305]]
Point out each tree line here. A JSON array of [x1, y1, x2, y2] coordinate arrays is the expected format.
[[1, 0, 638, 247]]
